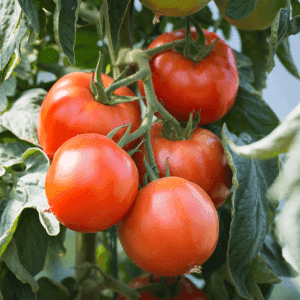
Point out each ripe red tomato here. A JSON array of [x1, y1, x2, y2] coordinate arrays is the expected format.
[[133, 122, 232, 209], [45, 133, 139, 233], [38, 72, 141, 159], [138, 27, 239, 125], [214, 0, 286, 31], [118, 177, 219, 276], [116, 273, 209, 299]]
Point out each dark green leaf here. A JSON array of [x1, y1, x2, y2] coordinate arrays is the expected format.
[[225, 0, 258, 20], [13, 209, 50, 276], [221, 87, 280, 140], [1, 238, 39, 292], [48, 225, 67, 257], [201, 206, 232, 280], [222, 125, 279, 299], [239, 29, 269, 92], [259, 226, 298, 278], [53, 0, 81, 65], [291, 0, 300, 18], [17, 0, 40, 34], [276, 37, 300, 79], [0, 261, 35, 300], [267, 8, 290, 73], [106, 0, 132, 52], [37, 277, 70, 300]]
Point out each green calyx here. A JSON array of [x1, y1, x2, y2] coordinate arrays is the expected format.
[[91, 52, 142, 106], [174, 17, 220, 63], [161, 111, 200, 141]]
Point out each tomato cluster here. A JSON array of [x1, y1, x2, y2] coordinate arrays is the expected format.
[[39, 25, 236, 292]]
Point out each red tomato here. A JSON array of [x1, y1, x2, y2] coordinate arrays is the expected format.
[[133, 122, 232, 209], [139, 28, 239, 125], [45, 133, 139, 233], [118, 177, 219, 276], [116, 273, 209, 299], [38, 72, 141, 159]]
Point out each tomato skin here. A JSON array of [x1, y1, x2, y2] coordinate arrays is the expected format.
[[38, 72, 141, 159], [118, 177, 219, 276], [134, 122, 231, 209], [214, 0, 286, 31], [138, 28, 239, 125], [139, 0, 211, 17], [45, 133, 139, 233], [116, 273, 209, 300]]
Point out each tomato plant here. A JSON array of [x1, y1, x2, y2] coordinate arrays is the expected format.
[[118, 177, 219, 276], [139, 27, 239, 125], [37, 72, 141, 159], [134, 122, 232, 209], [139, 0, 211, 17], [214, 0, 286, 31], [45, 133, 139, 233], [116, 273, 209, 300]]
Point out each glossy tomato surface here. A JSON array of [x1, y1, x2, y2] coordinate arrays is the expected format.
[[116, 273, 209, 299], [38, 72, 141, 159], [45, 133, 139, 233], [214, 0, 286, 31], [139, 27, 239, 125], [118, 177, 219, 276], [139, 0, 211, 17], [133, 123, 232, 209]]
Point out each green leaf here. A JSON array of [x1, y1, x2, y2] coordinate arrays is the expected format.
[[37, 277, 70, 300], [106, 0, 132, 52], [221, 87, 280, 140], [0, 76, 17, 113], [74, 25, 101, 68], [267, 8, 290, 73], [0, 142, 30, 169], [228, 102, 300, 160], [0, 237, 39, 292], [225, 0, 258, 20], [0, 48, 21, 84], [53, 0, 82, 65], [0, 1, 31, 75], [291, 0, 300, 18], [221, 124, 279, 299], [0, 88, 47, 146], [276, 37, 300, 79], [238, 30, 269, 92], [17, 0, 39, 35], [259, 226, 298, 278], [0, 261, 35, 300], [0, 147, 59, 261]]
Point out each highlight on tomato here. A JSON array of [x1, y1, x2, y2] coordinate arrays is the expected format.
[[116, 273, 209, 300], [139, 0, 211, 17], [45, 133, 139, 233], [118, 177, 219, 276], [139, 27, 239, 125], [214, 0, 286, 31], [38, 72, 141, 160], [133, 122, 232, 209]]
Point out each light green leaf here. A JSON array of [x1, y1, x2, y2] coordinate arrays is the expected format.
[[0, 1, 31, 76], [0, 88, 47, 146]]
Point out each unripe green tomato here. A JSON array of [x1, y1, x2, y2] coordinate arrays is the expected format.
[[139, 0, 211, 17], [214, 0, 286, 31]]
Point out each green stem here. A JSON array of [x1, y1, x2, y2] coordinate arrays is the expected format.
[[144, 130, 160, 177], [75, 233, 97, 282]]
